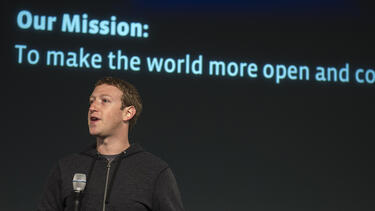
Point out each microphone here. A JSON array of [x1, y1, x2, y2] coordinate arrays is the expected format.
[[72, 173, 87, 211]]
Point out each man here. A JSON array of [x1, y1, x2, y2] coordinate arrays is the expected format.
[[37, 77, 185, 211]]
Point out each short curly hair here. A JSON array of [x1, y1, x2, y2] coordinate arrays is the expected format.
[[95, 76, 143, 130]]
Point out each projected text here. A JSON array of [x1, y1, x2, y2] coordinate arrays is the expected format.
[[16, 10, 149, 38]]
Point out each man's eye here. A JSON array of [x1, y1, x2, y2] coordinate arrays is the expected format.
[[103, 99, 110, 103]]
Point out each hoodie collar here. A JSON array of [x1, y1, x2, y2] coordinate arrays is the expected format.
[[81, 142, 144, 158]]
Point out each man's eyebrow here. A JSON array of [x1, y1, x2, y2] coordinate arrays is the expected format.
[[100, 94, 112, 98], [89, 94, 112, 99]]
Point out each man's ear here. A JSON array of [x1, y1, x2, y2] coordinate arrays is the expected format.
[[122, 106, 136, 121]]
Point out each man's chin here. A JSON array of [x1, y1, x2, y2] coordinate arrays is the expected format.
[[89, 130, 100, 136], [89, 131, 109, 140]]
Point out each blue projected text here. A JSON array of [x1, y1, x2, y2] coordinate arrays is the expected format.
[[13, 9, 375, 85], [16, 10, 149, 38], [14, 44, 375, 84]]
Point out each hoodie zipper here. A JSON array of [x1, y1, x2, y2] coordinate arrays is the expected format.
[[102, 160, 111, 211]]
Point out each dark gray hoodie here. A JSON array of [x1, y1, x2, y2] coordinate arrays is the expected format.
[[37, 143, 185, 211]]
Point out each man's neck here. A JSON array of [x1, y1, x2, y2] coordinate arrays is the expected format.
[[96, 136, 130, 155]]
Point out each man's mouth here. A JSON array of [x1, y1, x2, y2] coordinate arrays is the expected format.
[[90, 117, 100, 122]]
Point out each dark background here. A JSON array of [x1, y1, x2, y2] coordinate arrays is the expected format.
[[2, 0, 374, 210]]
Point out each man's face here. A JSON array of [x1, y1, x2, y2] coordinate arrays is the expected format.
[[88, 84, 125, 137]]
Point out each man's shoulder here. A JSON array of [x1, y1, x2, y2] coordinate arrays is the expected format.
[[55, 152, 93, 170], [126, 148, 170, 172], [59, 152, 90, 161]]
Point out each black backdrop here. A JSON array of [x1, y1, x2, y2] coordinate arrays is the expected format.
[[2, 0, 375, 210]]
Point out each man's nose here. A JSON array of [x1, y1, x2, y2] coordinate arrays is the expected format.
[[89, 101, 98, 113]]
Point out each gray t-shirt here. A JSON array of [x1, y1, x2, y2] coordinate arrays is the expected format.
[[101, 154, 120, 163]]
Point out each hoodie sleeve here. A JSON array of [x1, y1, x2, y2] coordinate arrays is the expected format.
[[37, 163, 64, 211], [152, 167, 185, 211]]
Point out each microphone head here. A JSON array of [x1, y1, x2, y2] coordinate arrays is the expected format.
[[73, 173, 87, 192]]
